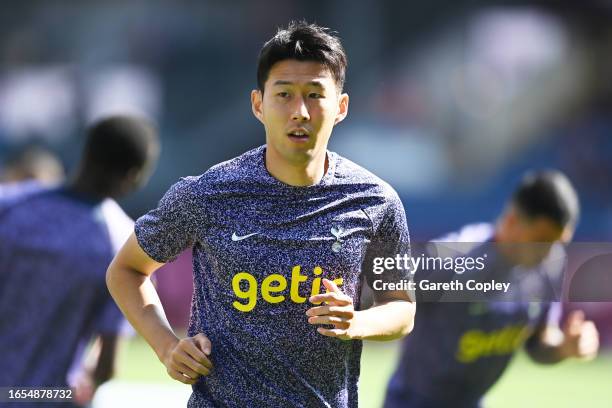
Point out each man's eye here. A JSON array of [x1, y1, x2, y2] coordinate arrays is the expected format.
[[277, 92, 289, 98], [309, 93, 323, 99]]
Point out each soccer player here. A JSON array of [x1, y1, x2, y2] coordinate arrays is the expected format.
[[384, 170, 600, 408], [0, 116, 159, 406], [1, 145, 65, 186], [106, 21, 415, 407]]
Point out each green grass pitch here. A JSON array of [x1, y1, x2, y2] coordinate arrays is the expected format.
[[115, 337, 612, 407]]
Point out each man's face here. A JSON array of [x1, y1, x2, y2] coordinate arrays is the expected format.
[[251, 60, 348, 166], [498, 206, 572, 266]]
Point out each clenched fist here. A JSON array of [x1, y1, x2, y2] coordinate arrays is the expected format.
[[161, 333, 213, 384]]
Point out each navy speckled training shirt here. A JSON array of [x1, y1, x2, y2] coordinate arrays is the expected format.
[[384, 224, 563, 408], [135, 145, 410, 408], [0, 182, 131, 402]]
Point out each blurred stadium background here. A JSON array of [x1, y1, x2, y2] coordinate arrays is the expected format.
[[1, 0, 611, 406]]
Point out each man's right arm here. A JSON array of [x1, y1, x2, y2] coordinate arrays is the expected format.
[[525, 310, 599, 364], [106, 232, 212, 384]]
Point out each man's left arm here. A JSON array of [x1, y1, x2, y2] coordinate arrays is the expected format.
[[307, 279, 415, 341], [525, 309, 599, 364], [73, 334, 121, 406]]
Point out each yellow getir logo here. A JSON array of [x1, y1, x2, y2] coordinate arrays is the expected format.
[[455, 324, 530, 363], [232, 265, 343, 312]]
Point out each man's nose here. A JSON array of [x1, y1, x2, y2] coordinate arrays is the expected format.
[[291, 97, 310, 121]]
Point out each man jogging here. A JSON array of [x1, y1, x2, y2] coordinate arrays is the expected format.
[[107, 21, 415, 408], [0, 115, 159, 407], [384, 170, 599, 408]]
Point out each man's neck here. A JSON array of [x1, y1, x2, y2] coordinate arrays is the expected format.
[[493, 228, 527, 267], [265, 148, 328, 187], [66, 174, 108, 202]]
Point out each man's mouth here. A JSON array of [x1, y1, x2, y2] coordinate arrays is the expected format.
[[287, 129, 310, 142]]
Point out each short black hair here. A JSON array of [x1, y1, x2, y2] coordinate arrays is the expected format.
[[256, 21, 347, 92], [511, 170, 580, 229], [80, 115, 158, 192]]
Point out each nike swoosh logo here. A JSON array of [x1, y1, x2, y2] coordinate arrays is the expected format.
[[231, 232, 260, 241]]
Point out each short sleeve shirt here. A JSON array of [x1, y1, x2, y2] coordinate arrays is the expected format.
[[385, 223, 564, 408], [0, 184, 132, 392], [135, 145, 411, 408]]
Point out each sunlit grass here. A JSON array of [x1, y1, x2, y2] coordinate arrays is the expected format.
[[115, 337, 612, 407]]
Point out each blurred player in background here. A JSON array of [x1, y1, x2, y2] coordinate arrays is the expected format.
[[107, 21, 414, 408], [1, 145, 65, 186], [0, 145, 66, 201], [0, 116, 159, 407], [384, 170, 599, 408]]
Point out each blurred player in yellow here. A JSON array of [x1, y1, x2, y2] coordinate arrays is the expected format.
[[385, 170, 599, 408]]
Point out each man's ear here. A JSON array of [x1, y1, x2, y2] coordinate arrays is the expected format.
[[334, 93, 349, 125], [560, 226, 574, 243], [251, 89, 264, 124], [505, 207, 518, 226], [121, 166, 146, 192], [496, 205, 517, 239]]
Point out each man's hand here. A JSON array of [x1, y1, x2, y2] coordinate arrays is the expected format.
[[558, 310, 599, 360], [306, 279, 356, 340], [161, 333, 213, 384], [72, 369, 95, 407]]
